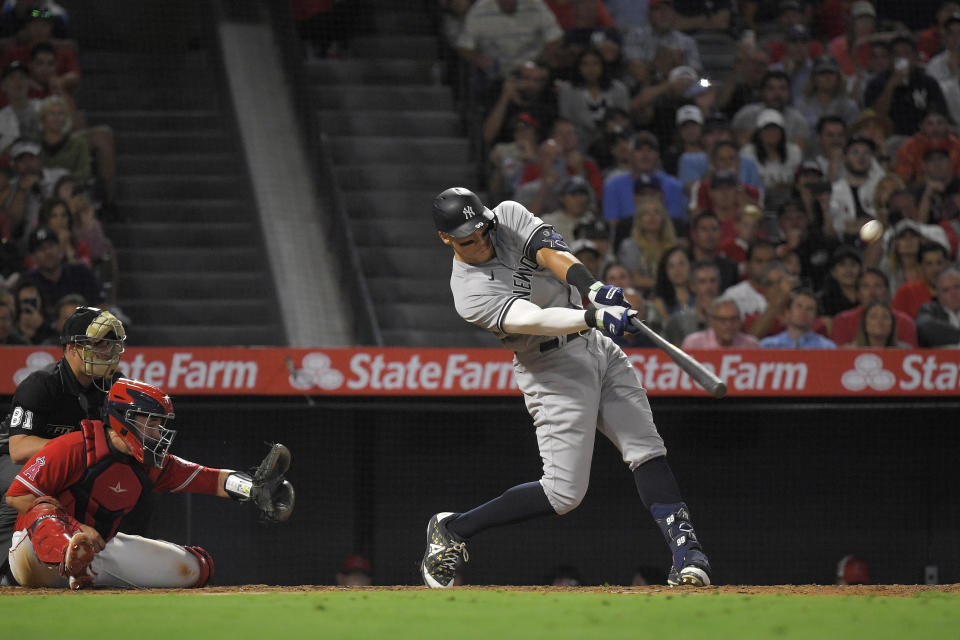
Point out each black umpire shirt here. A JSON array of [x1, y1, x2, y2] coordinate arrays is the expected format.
[[0, 357, 108, 455]]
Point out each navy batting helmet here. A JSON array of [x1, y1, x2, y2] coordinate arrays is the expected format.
[[432, 187, 495, 238]]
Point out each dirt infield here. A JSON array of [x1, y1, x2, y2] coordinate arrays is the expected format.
[[2, 584, 958, 596]]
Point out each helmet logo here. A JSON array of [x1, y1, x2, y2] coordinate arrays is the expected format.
[[462, 205, 476, 219]]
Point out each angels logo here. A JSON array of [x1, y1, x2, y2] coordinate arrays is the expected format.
[[22, 456, 45, 482], [14, 351, 56, 386], [462, 205, 476, 219], [841, 353, 895, 392], [287, 352, 344, 391]]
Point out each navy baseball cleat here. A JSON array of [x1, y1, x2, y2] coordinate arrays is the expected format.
[[667, 548, 712, 587], [421, 512, 468, 589]]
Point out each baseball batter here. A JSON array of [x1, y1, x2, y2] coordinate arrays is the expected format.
[[5, 378, 294, 589], [420, 188, 711, 588]]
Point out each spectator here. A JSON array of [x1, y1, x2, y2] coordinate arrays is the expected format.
[[67, 185, 116, 304], [892, 241, 949, 318], [723, 240, 777, 316], [37, 93, 88, 183], [881, 219, 924, 292], [0, 7, 77, 97], [849, 300, 908, 347], [818, 245, 862, 325], [766, 4, 825, 65], [772, 198, 836, 290], [795, 57, 860, 132], [0, 60, 39, 153], [12, 278, 54, 344], [20, 225, 101, 320], [641, 65, 701, 149], [548, 1, 621, 68], [586, 107, 631, 174], [826, 1, 877, 77], [482, 60, 558, 146], [595, 128, 633, 183], [488, 111, 540, 201], [438, 0, 474, 52], [918, 1, 960, 60], [744, 0, 813, 32], [809, 116, 847, 183], [677, 122, 763, 195], [688, 211, 739, 290], [915, 149, 956, 227], [0, 2, 69, 40], [0, 300, 27, 344], [541, 175, 596, 242], [770, 24, 819, 100], [863, 34, 949, 138], [456, 0, 563, 89], [557, 47, 629, 152], [926, 10, 960, 82], [743, 260, 799, 339], [892, 108, 960, 187], [847, 109, 893, 163], [719, 203, 763, 274], [336, 555, 373, 587], [574, 215, 613, 258], [760, 287, 837, 348], [5, 137, 61, 248], [616, 194, 676, 292], [515, 119, 602, 214], [732, 71, 810, 151], [916, 267, 960, 346], [51, 291, 85, 335], [681, 296, 761, 348], [570, 237, 604, 278], [739, 109, 803, 198], [27, 196, 88, 267], [663, 260, 721, 345], [886, 188, 952, 252], [828, 136, 883, 240], [662, 104, 703, 176], [670, 0, 731, 32], [831, 267, 918, 346], [716, 44, 769, 120], [622, 0, 702, 75], [849, 39, 893, 109], [692, 169, 759, 247], [651, 245, 693, 318], [603, 131, 686, 234]]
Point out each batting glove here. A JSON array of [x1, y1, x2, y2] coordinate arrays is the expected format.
[[585, 305, 639, 336], [587, 282, 630, 309]]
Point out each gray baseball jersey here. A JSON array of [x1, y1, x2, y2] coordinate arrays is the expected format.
[[447, 200, 666, 515]]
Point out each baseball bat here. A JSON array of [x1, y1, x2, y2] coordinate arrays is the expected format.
[[629, 316, 727, 399]]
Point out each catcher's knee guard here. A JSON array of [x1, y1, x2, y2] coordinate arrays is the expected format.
[[22, 496, 83, 565], [183, 545, 214, 587]]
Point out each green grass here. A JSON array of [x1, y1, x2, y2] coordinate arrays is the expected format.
[[1, 589, 958, 639]]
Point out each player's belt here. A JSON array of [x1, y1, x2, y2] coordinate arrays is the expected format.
[[538, 332, 582, 353]]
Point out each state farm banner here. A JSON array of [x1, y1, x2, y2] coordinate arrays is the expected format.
[[1, 346, 959, 397]]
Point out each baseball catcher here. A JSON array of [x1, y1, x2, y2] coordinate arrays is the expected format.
[[5, 378, 294, 589]]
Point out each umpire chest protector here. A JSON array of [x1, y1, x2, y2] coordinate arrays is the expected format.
[[66, 420, 154, 540]]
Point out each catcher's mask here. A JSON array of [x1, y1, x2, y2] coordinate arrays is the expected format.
[[104, 378, 176, 468], [61, 306, 126, 391]]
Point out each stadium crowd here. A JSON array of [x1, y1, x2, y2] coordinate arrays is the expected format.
[[0, 1, 119, 347], [434, 0, 960, 349]]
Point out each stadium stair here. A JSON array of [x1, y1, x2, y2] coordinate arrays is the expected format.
[[79, 51, 286, 346], [310, 2, 499, 348]]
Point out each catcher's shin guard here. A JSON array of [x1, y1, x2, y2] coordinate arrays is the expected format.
[[184, 545, 215, 587]]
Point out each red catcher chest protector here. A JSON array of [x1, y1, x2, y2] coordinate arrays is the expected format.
[[67, 420, 154, 540]]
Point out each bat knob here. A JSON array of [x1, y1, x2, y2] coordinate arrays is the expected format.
[[712, 383, 728, 399]]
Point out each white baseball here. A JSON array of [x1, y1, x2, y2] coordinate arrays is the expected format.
[[859, 220, 883, 243]]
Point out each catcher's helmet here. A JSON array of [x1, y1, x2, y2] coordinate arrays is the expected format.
[[432, 187, 495, 238], [61, 306, 126, 387], [104, 378, 176, 468]]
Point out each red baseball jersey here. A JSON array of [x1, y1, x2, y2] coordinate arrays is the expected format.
[[8, 420, 221, 541]]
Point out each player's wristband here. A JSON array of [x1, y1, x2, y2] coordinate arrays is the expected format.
[[224, 471, 254, 502], [565, 262, 598, 298]]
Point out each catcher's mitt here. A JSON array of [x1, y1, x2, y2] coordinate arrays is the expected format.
[[224, 443, 295, 523]]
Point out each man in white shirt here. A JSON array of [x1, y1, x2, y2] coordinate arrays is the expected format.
[[722, 240, 777, 316]]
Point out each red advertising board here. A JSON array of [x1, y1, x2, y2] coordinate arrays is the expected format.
[[1, 346, 959, 397]]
